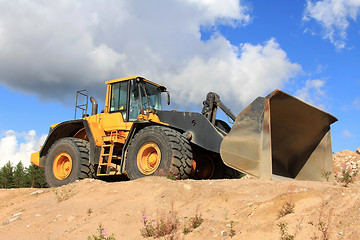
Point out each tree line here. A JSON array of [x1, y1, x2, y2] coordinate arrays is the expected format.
[[0, 161, 47, 188]]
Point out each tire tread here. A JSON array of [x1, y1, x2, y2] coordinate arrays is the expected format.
[[126, 126, 193, 180], [44, 137, 94, 187]]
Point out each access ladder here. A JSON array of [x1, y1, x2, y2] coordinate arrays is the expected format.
[[97, 131, 125, 176]]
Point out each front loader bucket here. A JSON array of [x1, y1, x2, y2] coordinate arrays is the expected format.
[[220, 89, 337, 181]]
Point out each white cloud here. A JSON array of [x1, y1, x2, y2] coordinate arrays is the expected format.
[[0, 0, 300, 111], [353, 98, 360, 109], [343, 129, 354, 138], [184, 0, 251, 25], [295, 79, 327, 109], [0, 130, 47, 167], [164, 37, 301, 109], [304, 0, 360, 48]]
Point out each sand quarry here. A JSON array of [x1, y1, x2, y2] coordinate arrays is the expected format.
[[1, 150, 360, 240]]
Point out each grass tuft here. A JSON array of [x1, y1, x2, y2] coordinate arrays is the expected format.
[[321, 170, 332, 182], [277, 222, 294, 240], [141, 206, 204, 238], [52, 185, 76, 202], [229, 220, 236, 238], [87, 224, 116, 240], [140, 210, 179, 238], [335, 162, 359, 187], [278, 202, 295, 219]]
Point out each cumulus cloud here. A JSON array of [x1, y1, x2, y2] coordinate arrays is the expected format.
[[353, 98, 360, 109], [304, 0, 360, 48], [343, 129, 354, 138], [295, 79, 327, 109], [0, 0, 300, 111], [165, 38, 301, 109], [0, 130, 47, 167]]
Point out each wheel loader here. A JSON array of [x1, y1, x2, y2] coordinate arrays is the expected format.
[[30, 76, 337, 187]]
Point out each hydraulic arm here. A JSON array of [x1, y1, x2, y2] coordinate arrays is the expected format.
[[201, 92, 236, 125]]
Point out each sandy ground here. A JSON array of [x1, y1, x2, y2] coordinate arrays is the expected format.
[[1, 152, 360, 240]]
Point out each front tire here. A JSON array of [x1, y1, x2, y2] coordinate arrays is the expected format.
[[125, 126, 193, 180], [44, 138, 94, 187]]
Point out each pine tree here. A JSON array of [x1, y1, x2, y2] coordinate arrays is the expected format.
[[0, 161, 14, 188], [0, 162, 47, 189], [26, 164, 47, 188], [13, 161, 27, 188]]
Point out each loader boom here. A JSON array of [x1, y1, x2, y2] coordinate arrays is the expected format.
[[202, 92, 236, 125]]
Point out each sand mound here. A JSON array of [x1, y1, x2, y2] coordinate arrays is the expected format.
[[1, 174, 359, 239]]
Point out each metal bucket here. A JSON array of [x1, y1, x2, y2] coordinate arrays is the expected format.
[[220, 89, 337, 181]]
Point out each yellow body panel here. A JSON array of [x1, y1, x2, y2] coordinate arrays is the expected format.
[[30, 151, 40, 167], [99, 112, 133, 131], [84, 112, 133, 146], [138, 111, 167, 125], [50, 123, 60, 130], [87, 121, 106, 146]]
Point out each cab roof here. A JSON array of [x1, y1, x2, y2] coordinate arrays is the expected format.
[[105, 76, 166, 90]]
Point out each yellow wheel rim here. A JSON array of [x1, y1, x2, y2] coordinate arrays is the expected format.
[[137, 142, 161, 175], [53, 152, 73, 180]]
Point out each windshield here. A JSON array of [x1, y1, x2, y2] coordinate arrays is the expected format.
[[129, 80, 162, 121], [143, 82, 162, 110]]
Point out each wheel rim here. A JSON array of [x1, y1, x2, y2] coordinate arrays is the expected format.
[[193, 156, 215, 179], [137, 142, 161, 175], [53, 152, 73, 180]]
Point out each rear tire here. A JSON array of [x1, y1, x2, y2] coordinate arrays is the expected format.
[[223, 165, 245, 179], [125, 126, 193, 180], [44, 138, 94, 187], [213, 154, 244, 179], [192, 149, 243, 179]]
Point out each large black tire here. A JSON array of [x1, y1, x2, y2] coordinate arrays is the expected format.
[[213, 154, 245, 179], [223, 165, 246, 179], [44, 138, 94, 187], [125, 126, 193, 180], [192, 148, 244, 180]]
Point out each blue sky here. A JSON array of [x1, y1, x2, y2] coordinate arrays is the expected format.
[[0, 0, 359, 167]]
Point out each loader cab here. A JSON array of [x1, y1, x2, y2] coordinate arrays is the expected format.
[[105, 76, 166, 122]]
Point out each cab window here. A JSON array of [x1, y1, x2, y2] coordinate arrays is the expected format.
[[128, 81, 162, 121], [144, 83, 162, 110], [110, 81, 128, 120], [129, 81, 141, 121]]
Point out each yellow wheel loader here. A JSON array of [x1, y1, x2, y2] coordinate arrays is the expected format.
[[30, 76, 337, 187]]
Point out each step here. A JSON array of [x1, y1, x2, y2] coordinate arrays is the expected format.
[[102, 136, 124, 141], [101, 144, 113, 148], [100, 154, 121, 158], [96, 163, 121, 176]]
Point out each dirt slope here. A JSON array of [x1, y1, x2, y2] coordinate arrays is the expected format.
[[1, 175, 360, 240]]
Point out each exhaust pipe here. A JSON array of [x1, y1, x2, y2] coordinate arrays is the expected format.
[[220, 89, 337, 181], [90, 96, 98, 115]]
